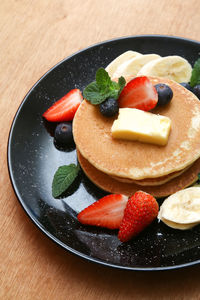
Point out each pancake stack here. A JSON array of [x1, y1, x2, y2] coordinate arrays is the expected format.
[[73, 77, 200, 198]]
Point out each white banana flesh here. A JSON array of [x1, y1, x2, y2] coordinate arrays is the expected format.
[[105, 51, 141, 78], [158, 187, 200, 230], [112, 54, 160, 78], [159, 217, 198, 230], [137, 55, 192, 83]]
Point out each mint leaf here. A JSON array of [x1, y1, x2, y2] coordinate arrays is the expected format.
[[52, 164, 80, 198], [118, 76, 126, 93], [198, 173, 200, 181], [83, 82, 105, 104], [108, 77, 126, 99], [83, 68, 126, 105], [190, 58, 200, 87], [96, 68, 112, 93], [107, 81, 119, 99]]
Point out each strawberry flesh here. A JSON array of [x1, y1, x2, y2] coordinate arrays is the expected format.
[[78, 194, 128, 229], [118, 76, 158, 111], [118, 191, 159, 242], [43, 89, 82, 122]]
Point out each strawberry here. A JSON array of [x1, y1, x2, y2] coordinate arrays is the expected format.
[[118, 76, 158, 111], [78, 194, 128, 229], [43, 89, 82, 122], [118, 191, 159, 242]]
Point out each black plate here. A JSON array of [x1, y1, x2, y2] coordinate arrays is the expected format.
[[8, 35, 200, 271]]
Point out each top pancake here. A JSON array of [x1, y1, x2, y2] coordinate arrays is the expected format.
[[73, 76, 200, 180]]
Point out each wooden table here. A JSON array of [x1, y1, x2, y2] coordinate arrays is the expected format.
[[1, 0, 200, 299]]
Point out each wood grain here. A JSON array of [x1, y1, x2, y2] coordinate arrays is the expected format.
[[1, 0, 200, 299]]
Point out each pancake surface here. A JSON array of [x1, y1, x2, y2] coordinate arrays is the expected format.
[[73, 77, 200, 180]]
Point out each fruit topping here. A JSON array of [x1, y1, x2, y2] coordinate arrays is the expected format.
[[78, 194, 128, 229], [158, 187, 200, 230], [99, 98, 119, 117], [78, 191, 159, 242], [112, 54, 160, 78], [54, 122, 74, 146], [118, 191, 159, 242], [193, 84, 200, 100], [43, 89, 82, 122], [118, 76, 158, 111], [154, 83, 173, 106], [180, 82, 193, 92], [137, 56, 192, 83], [105, 50, 141, 78]]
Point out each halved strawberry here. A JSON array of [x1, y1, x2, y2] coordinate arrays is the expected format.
[[77, 194, 128, 229], [118, 76, 158, 111], [118, 191, 159, 242], [43, 89, 82, 122]]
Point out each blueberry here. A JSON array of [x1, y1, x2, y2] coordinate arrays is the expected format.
[[54, 122, 74, 146], [99, 98, 119, 117], [180, 82, 193, 92], [154, 84, 173, 106], [193, 85, 200, 100]]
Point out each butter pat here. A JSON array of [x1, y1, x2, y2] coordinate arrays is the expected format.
[[111, 108, 171, 146]]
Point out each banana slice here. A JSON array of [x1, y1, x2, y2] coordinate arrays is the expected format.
[[137, 55, 192, 83], [158, 187, 200, 228], [159, 217, 198, 230], [105, 51, 142, 78], [112, 54, 160, 78]]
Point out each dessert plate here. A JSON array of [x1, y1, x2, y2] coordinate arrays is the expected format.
[[8, 35, 200, 271]]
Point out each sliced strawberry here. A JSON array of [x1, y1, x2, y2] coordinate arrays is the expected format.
[[78, 194, 128, 229], [43, 89, 82, 122], [118, 76, 158, 111], [118, 191, 159, 242]]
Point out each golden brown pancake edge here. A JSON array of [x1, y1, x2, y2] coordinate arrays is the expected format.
[[77, 150, 200, 198]]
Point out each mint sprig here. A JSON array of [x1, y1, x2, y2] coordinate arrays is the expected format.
[[83, 68, 126, 105], [96, 67, 112, 93], [190, 58, 200, 87], [52, 164, 80, 198]]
